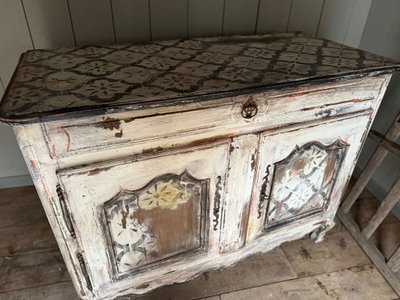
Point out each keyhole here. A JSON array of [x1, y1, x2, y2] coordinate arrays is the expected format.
[[241, 100, 258, 119]]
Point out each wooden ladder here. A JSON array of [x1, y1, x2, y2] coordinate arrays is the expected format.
[[338, 112, 400, 295]]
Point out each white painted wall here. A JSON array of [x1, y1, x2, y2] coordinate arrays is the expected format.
[[0, 0, 382, 187]]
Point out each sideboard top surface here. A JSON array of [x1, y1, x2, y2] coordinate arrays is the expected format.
[[1, 32, 399, 124]]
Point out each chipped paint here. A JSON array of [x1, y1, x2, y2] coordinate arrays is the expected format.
[[258, 165, 271, 218], [141, 146, 164, 154], [115, 129, 123, 138], [102, 172, 207, 277], [87, 166, 112, 176], [95, 117, 121, 131], [213, 176, 222, 231], [266, 141, 348, 228]]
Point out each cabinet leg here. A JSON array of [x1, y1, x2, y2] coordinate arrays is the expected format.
[[310, 220, 335, 243]]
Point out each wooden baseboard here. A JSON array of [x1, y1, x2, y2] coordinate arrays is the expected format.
[[0, 175, 32, 188]]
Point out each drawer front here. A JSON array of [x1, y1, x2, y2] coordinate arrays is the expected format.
[[246, 112, 372, 242], [56, 143, 229, 297], [44, 76, 385, 161]]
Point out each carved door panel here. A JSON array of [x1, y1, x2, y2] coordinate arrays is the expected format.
[[247, 113, 372, 242], [56, 144, 229, 294]]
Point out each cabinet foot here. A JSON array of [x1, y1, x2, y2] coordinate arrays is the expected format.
[[310, 221, 335, 243]]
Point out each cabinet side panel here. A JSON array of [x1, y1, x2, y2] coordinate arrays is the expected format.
[[12, 124, 89, 298]]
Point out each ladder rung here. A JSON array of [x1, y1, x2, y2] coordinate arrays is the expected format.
[[369, 130, 400, 159], [361, 177, 400, 239], [388, 246, 400, 272]]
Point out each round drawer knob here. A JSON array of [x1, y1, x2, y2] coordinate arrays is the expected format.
[[241, 100, 258, 119]]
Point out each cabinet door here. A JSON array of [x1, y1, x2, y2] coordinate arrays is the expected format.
[[247, 114, 371, 242], [56, 143, 229, 296]]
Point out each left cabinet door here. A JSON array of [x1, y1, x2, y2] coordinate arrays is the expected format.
[[56, 143, 230, 297]]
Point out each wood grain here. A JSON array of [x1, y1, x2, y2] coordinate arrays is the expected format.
[[0, 222, 57, 257], [338, 208, 400, 295], [0, 249, 71, 293], [220, 135, 259, 253], [44, 76, 382, 163], [0, 281, 78, 300], [6, 36, 392, 298], [111, 0, 151, 43], [22, 0, 75, 48], [220, 264, 397, 300], [133, 247, 297, 300], [372, 222, 400, 261], [346, 192, 398, 228], [362, 177, 400, 238], [281, 230, 370, 277], [0, 186, 47, 229], [388, 246, 400, 272]]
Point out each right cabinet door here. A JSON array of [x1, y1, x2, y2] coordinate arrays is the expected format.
[[247, 113, 372, 242]]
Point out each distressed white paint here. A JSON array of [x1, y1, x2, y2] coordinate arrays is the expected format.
[[220, 134, 259, 253], [57, 143, 229, 295], [12, 73, 391, 299], [43, 76, 383, 164], [0, 0, 379, 184], [247, 113, 373, 241]]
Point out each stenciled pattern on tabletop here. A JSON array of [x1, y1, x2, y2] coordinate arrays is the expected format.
[[1, 32, 398, 119], [103, 172, 207, 277], [265, 140, 348, 228]]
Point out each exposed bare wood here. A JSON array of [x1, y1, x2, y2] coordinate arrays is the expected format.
[[0, 281, 78, 300], [388, 246, 400, 273], [362, 177, 400, 239], [220, 135, 259, 253], [0, 185, 47, 229], [0, 249, 71, 293], [281, 230, 370, 277], [0, 222, 57, 256], [133, 247, 296, 300], [220, 264, 397, 300], [4, 34, 394, 299], [338, 208, 400, 295], [247, 113, 372, 243], [43, 76, 383, 165], [369, 130, 400, 159]]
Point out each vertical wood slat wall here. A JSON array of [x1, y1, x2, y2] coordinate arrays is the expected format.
[[0, 0, 373, 89], [0, 0, 386, 184]]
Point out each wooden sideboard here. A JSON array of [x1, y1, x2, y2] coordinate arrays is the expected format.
[[0, 33, 398, 299]]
